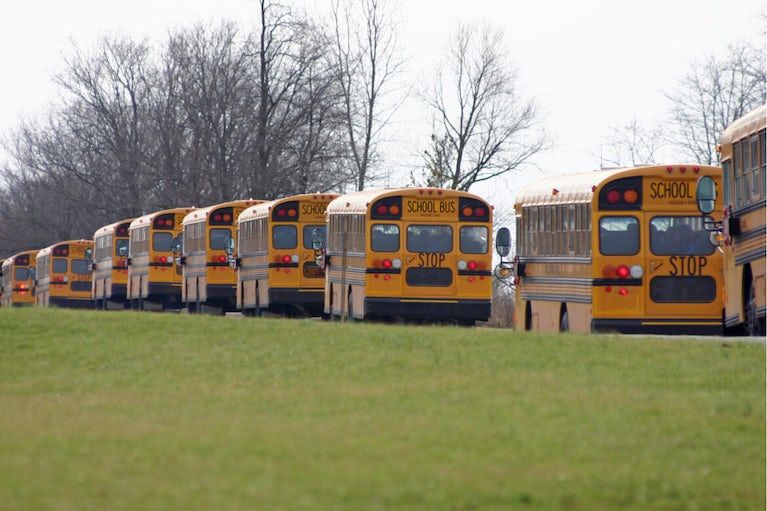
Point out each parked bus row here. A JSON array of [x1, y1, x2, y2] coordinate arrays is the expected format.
[[1, 107, 764, 334], [0, 189, 495, 325]]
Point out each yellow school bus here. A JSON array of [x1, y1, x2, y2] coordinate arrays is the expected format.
[[512, 164, 724, 334], [92, 218, 134, 309], [127, 207, 194, 310], [715, 105, 766, 335], [35, 240, 94, 308], [322, 188, 493, 324], [1, 250, 38, 306], [180, 199, 264, 313], [237, 193, 338, 316]]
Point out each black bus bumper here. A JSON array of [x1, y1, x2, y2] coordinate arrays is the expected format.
[[268, 288, 324, 315], [204, 284, 236, 302], [365, 297, 491, 321], [49, 297, 93, 309], [108, 284, 127, 301], [147, 283, 182, 305], [592, 318, 723, 336]]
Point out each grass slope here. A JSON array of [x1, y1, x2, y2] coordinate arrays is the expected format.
[[0, 308, 764, 511]]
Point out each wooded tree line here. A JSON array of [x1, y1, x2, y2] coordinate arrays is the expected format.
[[0, 0, 764, 256], [0, 0, 408, 254]]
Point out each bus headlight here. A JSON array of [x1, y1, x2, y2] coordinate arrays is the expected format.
[[166, 256, 174, 264], [291, 254, 299, 263], [457, 260, 467, 270], [630, 264, 643, 279], [391, 258, 402, 269]]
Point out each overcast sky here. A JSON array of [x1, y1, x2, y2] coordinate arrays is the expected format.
[[0, 0, 763, 212]]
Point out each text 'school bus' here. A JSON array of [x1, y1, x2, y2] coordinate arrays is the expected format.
[[180, 199, 265, 314], [237, 193, 339, 317], [92, 218, 134, 309], [1, 250, 38, 306], [715, 105, 766, 335], [35, 240, 94, 308], [510, 164, 724, 335], [127, 207, 194, 310], [321, 188, 493, 325]]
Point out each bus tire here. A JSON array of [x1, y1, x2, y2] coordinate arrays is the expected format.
[[745, 282, 763, 336], [253, 285, 263, 317], [347, 289, 355, 322], [524, 302, 532, 331], [559, 304, 569, 333]]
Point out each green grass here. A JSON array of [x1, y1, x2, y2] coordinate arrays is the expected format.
[[0, 308, 764, 511]]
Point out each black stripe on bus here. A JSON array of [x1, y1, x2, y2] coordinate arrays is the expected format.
[[733, 225, 766, 242], [521, 292, 592, 304], [592, 278, 643, 286], [206, 262, 231, 267], [734, 246, 767, 266], [458, 270, 492, 276], [148, 262, 173, 267], [731, 198, 766, 217], [268, 262, 299, 268], [365, 268, 401, 274]]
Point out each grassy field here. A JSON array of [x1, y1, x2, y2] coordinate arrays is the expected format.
[[0, 308, 764, 511]]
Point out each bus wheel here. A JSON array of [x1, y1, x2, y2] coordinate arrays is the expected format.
[[253, 287, 263, 317], [745, 283, 763, 336], [524, 302, 532, 331], [559, 305, 569, 333], [347, 290, 356, 322]]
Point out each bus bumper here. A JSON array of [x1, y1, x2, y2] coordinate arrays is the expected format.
[[109, 283, 127, 301], [365, 297, 491, 321], [49, 297, 93, 309], [206, 284, 236, 301], [592, 318, 723, 336], [147, 283, 182, 305]]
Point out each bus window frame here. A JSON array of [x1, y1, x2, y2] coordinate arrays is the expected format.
[[598, 215, 640, 256], [459, 225, 488, 255], [272, 224, 298, 250], [209, 227, 232, 251], [648, 216, 716, 257], [406, 224, 453, 254], [71, 259, 90, 275], [52, 258, 68, 274], [152, 231, 173, 252], [371, 223, 400, 252]]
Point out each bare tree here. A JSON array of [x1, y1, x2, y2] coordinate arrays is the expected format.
[[419, 24, 545, 191], [666, 42, 766, 165], [330, 0, 404, 190], [600, 117, 665, 167]]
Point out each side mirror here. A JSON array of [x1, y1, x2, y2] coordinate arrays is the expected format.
[[696, 175, 717, 215], [29, 268, 36, 280], [118, 245, 128, 257], [85, 247, 93, 260], [311, 229, 326, 251], [170, 237, 182, 254], [225, 235, 235, 256], [495, 227, 511, 257], [316, 252, 329, 269]]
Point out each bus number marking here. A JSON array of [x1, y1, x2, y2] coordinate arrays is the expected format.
[[418, 253, 446, 268], [669, 256, 707, 276]]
